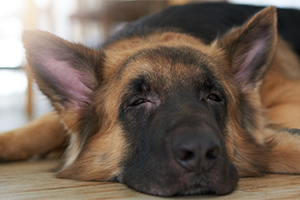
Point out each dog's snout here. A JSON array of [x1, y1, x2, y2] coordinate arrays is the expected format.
[[172, 131, 221, 172]]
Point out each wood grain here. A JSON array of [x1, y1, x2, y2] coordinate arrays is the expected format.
[[0, 159, 299, 199]]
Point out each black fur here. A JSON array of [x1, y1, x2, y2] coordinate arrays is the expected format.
[[105, 3, 300, 56]]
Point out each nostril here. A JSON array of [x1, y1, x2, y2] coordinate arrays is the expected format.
[[206, 147, 220, 160], [202, 147, 221, 171], [177, 149, 194, 161], [174, 148, 197, 171], [183, 150, 194, 161]]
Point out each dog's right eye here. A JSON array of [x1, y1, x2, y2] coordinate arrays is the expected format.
[[207, 94, 221, 102], [129, 99, 148, 107]]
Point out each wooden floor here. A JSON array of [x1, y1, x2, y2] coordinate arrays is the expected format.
[[0, 159, 300, 199]]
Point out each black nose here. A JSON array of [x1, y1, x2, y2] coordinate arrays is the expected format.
[[172, 131, 221, 172]]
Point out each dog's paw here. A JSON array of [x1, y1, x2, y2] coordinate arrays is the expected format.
[[0, 137, 11, 163], [0, 130, 27, 163]]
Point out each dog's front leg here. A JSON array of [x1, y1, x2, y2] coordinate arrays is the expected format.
[[261, 128, 300, 174], [234, 127, 300, 175], [0, 111, 67, 162]]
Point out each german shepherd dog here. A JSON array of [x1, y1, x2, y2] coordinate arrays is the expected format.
[[2, 3, 300, 196]]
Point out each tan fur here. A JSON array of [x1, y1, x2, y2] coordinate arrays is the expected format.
[[57, 124, 127, 181], [262, 37, 300, 128]]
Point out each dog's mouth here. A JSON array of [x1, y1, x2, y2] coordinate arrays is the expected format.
[[124, 167, 239, 197], [120, 155, 239, 197]]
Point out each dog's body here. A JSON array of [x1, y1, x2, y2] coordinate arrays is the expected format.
[[1, 3, 300, 196]]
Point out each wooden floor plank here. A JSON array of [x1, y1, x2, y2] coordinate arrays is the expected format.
[[0, 159, 300, 199]]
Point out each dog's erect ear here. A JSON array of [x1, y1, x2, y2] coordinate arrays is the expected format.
[[22, 30, 104, 130], [218, 6, 277, 92]]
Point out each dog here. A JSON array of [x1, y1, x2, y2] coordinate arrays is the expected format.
[[1, 2, 300, 197]]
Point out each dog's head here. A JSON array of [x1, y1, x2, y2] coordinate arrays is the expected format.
[[22, 6, 276, 196]]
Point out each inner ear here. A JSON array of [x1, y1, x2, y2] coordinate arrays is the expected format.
[[22, 30, 104, 112], [217, 6, 277, 92]]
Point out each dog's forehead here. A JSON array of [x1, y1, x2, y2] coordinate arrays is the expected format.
[[102, 31, 231, 87], [111, 46, 222, 93], [125, 47, 209, 78]]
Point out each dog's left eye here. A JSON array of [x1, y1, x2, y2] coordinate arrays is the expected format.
[[129, 99, 148, 107], [207, 94, 221, 102]]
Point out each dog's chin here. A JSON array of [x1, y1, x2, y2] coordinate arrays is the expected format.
[[132, 179, 236, 197], [138, 187, 234, 197], [138, 185, 216, 197], [125, 163, 238, 197]]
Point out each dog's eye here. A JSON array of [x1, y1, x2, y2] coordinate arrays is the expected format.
[[129, 99, 147, 107], [207, 94, 221, 102]]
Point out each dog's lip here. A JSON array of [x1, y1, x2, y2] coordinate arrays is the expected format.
[[126, 159, 239, 197], [138, 182, 236, 197], [128, 170, 237, 197], [137, 180, 233, 197]]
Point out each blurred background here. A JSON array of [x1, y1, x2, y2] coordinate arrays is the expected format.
[[0, 0, 300, 132]]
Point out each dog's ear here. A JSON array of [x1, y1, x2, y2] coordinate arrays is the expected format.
[[218, 6, 277, 92], [22, 30, 104, 131]]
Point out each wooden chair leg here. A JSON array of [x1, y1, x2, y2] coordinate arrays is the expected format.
[[25, 67, 33, 119]]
